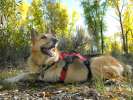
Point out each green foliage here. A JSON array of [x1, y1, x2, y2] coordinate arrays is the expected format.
[[107, 0, 133, 54], [0, 0, 16, 19], [0, 0, 70, 66], [44, 2, 69, 35], [0, 69, 21, 80], [123, 4, 133, 53], [28, 0, 45, 33], [81, 0, 107, 53], [0, 0, 132, 67], [68, 10, 80, 35], [0, 0, 30, 66], [94, 78, 105, 93]]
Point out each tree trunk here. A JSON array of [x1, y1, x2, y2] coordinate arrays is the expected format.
[[125, 32, 128, 54], [118, 9, 127, 54], [113, 0, 128, 54], [100, 20, 104, 54]]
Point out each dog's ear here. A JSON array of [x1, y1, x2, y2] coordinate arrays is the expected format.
[[48, 29, 56, 37], [31, 28, 37, 44]]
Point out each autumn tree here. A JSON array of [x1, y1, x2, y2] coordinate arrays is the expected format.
[[0, 0, 17, 65], [60, 10, 81, 51], [123, 2, 133, 53], [68, 10, 80, 35], [43, 1, 69, 35], [0, 0, 16, 28], [81, 0, 107, 54], [0, 0, 17, 44], [108, 0, 129, 54], [28, 0, 45, 33]]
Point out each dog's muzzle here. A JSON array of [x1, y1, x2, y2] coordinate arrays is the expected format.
[[41, 47, 53, 57], [51, 38, 58, 47], [40, 38, 58, 56]]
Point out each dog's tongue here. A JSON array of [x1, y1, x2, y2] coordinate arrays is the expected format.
[[47, 49, 53, 57], [41, 47, 53, 57]]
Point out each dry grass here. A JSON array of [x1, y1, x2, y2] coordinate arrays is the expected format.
[[0, 69, 22, 80]]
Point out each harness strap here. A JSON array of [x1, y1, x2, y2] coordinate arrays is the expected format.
[[59, 62, 69, 82], [42, 62, 56, 72], [59, 60, 92, 82], [59, 52, 87, 61], [59, 58, 74, 82], [84, 60, 92, 80], [38, 52, 92, 82], [40, 62, 56, 78]]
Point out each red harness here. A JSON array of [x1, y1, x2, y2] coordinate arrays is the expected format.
[[59, 52, 87, 82], [59, 52, 87, 61]]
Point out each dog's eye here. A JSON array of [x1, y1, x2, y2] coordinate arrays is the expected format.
[[41, 35, 47, 39], [52, 38, 58, 43]]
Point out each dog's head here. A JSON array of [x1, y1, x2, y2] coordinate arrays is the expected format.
[[31, 29, 58, 58], [27, 29, 59, 73]]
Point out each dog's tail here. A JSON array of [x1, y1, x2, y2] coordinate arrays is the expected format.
[[123, 64, 133, 78]]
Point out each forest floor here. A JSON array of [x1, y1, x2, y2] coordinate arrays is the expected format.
[[0, 80, 133, 100], [0, 76, 133, 100], [0, 54, 133, 100]]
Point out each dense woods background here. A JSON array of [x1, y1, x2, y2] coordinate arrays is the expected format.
[[0, 0, 133, 67]]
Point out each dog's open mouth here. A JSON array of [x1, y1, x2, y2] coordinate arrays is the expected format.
[[40, 37, 58, 57], [41, 46, 55, 57]]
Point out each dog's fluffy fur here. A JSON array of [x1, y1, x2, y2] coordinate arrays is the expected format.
[[3, 31, 132, 83]]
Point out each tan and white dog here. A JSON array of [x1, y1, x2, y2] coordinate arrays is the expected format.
[[4, 30, 132, 83]]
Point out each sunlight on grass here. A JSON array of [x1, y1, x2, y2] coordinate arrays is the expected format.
[[0, 69, 22, 80], [94, 78, 105, 93], [0, 69, 23, 90], [93, 75, 133, 99]]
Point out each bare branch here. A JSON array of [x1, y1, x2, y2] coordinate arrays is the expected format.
[[120, 0, 127, 13]]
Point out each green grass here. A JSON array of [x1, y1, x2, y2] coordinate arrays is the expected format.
[[0, 69, 23, 90], [93, 76, 133, 99], [0, 69, 22, 80], [93, 78, 106, 93]]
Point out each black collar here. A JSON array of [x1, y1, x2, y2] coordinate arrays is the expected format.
[[31, 58, 56, 72], [41, 62, 56, 72], [39, 62, 57, 79]]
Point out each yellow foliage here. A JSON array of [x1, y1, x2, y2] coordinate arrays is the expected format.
[[108, 0, 121, 7], [17, 1, 30, 26], [47, 2, 69, 37], [27, 0, 45, 33], [123, 4, 133, 53]]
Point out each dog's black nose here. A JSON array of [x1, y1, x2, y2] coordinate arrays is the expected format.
[[52, 38, 58, 44]]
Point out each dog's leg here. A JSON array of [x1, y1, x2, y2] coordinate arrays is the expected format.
[[3, 72, 39, 83]]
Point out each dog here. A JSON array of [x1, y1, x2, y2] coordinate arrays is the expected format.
[[3, 29, 132, 83]]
